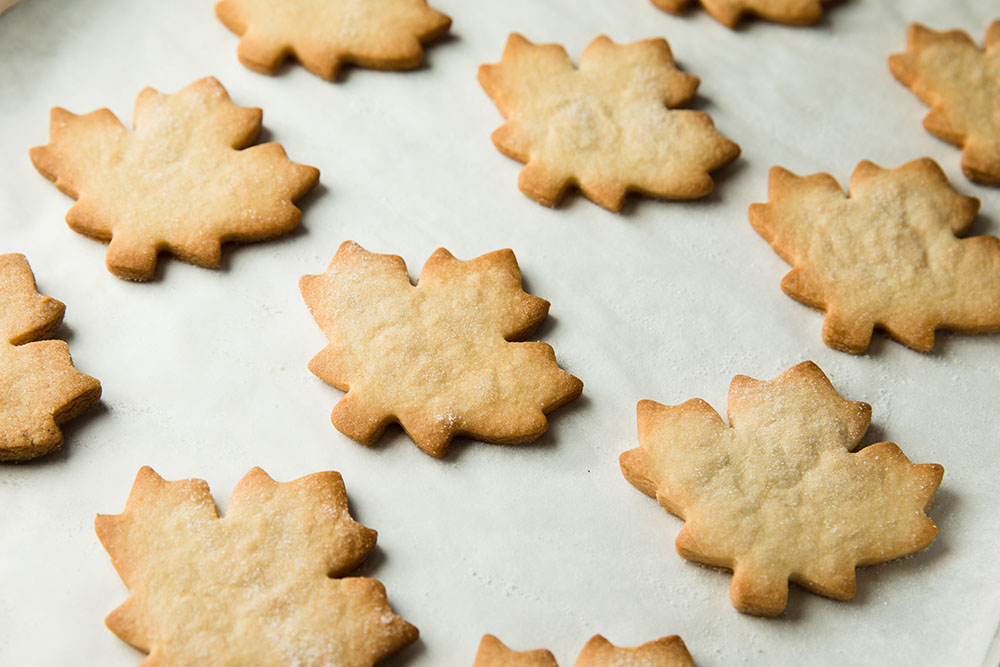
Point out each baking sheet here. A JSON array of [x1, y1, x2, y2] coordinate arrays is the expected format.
[[1, 0, 998, 665]]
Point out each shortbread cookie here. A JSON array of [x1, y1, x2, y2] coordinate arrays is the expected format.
[[474, 635, 558, 667], [215, 0, 451, 80], [0, 253, 101, 461], [748, 158, 1000, 354], [30, 77, 319, 281], [473, 634, 695, 666], [300, 241, 582, 458], [576, 635, 695, 667], [650, 0, 830, 28], [96, 467, 417, 665], [478, 34, 739, 211], [621, 361, 943, 617], [890, 21, 1000, 185]]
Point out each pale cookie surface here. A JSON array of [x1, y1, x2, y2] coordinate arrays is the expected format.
[[215, 0, 451, 80], [478, 34, 739, 211], [30, 77, 319, 281], [473, 634, 695, 667], [748, 158, 1000, 354], [95, 467, 417, 666], [0, 253, 101, 461], [649, 0, 830, 28], [620, 361, 943, 617], [890, 21, 1000, 185], [300, 241, 582, 458]]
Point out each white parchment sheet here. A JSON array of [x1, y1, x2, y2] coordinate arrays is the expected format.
[[1, 1, 998, 665]]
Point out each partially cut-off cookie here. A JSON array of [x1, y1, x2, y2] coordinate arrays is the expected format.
[[749, 158, 1000, 354], [300, 241, 582, 458], [473, 634, 696, 667], [0, 253, 101, 461], [215, 0, 451, 80], [473, 635, 558, 667], [890, 21, 1000, 185], [478, 34, 739, 211], [650, 0, 833, 29], [621, 361, 942, 617], [96, 467, 417, 665], [30, 77, 319, 281]]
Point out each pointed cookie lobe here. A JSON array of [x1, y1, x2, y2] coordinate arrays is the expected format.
[[0, 254, 101, 461], [300, 241, 582, 458], [620, 362, 942, 616], [650, 0, 829, 29], [216, 0, 451, 80], [30, 77, 319, 280], [478, 34, 739, 211], [890, 21, 1000, 185], [96, 467, 417, 666], [749, 158, 1000, 353]]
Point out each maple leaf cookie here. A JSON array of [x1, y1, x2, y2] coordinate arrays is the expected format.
[[650, 0, 832, 28], [0, 254, 101, 461], [749, 158, 1000, 354], [96, 467, 417, 666], [30, 77, 319, 281], [300, 241, 583, 458], [478, 34, 739, 211], [621, 361, 943, 617], [215, 0, 451, 80], [890, 21, 1000, 185], [473, 634, 695, 667], [473, 635, 558, 667], [575, 635, 695, 667]]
